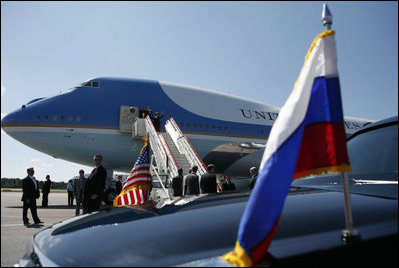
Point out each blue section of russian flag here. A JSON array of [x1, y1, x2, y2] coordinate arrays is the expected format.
[[237, 123, 305, 258], [305, 76, 344, 125]]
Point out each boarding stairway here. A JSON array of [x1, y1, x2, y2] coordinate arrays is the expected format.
[[127, 112, 207, 199]]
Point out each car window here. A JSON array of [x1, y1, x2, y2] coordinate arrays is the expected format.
[[347, 124, 398, 175]]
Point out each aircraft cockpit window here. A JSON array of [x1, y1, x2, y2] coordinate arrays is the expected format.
[[77, 81, 100, 88]]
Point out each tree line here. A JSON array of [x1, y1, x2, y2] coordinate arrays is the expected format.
[[1, 178, 67, 190]]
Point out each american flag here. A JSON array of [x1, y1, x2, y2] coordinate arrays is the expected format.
[[114, 138, 152, 206]]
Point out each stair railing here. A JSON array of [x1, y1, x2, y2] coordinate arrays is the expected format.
[[164, 117, 207, 176], [145, 116, 168, 175], [159, 134, 179, 178], [145, 115, 179, 179]]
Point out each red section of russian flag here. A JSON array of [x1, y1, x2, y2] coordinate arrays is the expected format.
[[294, 122, 349, 179], [250, 217, 280, 265]]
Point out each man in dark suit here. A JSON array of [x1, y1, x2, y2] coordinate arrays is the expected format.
[[184, 166, 200, 195], [21, 167, 43, 225], [41, 175, 51, 207], [221, 174, 236, 192], [248, 166, 258, 190], [200, 164, 217, 194], [115, 175, 123, 196], [171, 168, 184, 197], [83, 155, 107, 213]]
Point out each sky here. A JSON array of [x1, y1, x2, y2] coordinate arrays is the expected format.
[[1, 1, 398, 182]]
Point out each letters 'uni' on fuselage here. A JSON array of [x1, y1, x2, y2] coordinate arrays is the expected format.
[[1, 77, 373, 177]]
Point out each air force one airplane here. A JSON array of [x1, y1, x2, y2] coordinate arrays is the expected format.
[[1, 77, 373, 178]]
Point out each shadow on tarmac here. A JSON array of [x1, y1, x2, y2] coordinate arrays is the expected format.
[[25, 224, 44, 228]]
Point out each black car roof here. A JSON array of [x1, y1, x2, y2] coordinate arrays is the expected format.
[[348, 115, 398, 140]]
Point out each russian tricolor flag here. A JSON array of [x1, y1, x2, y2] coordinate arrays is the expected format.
[[223, 30, 352, 266]]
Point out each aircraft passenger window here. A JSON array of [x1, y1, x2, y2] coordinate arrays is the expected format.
[[180, 122, 184, 127], [224, 126, 228, 131], [76, 116, 81, 122], [213, 125, 216, 129], [60, 115, 65, 121], [193, 123, 197, 128], [187, 123, 190, 128], [230, 127, 234, 131], [206, 124, 209, 129], [45, 115, 49, 120], [52, 115, 57, 121], [218, 126, 222, 131], [68, 116, 73, 121], [200, 124, 203, 129], [36, 115, 41, 120]]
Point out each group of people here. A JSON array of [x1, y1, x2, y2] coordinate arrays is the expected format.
[[171, 164, 216, 196], [21, 154, 107, 225], [170, 165, 259, 197], [139, 106, 164, 131], [22, 154, 259, 225]]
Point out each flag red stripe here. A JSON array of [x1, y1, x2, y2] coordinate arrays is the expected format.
[[129, 190, 136, 205], [295, 122, 349, 176], [123, 174, 151, 189], [125, 173, 151, 182], [250, 217, 280, 264], [136, 189, 141, 204], [127, 172, 150, 180], [123, 193, 128, 205]]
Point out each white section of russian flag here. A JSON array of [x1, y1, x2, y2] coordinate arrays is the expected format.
[[260, 33, 338, 170]]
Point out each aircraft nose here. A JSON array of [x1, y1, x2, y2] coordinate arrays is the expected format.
[[2, 112, 14, 126], [1, 111, 16, 134], [1, 108, 26, 133]]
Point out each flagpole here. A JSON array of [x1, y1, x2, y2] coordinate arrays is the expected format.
[[340, 172, 360, 244], [322, 3, 361, 245]]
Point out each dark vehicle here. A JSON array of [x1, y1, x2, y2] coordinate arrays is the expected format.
[[17, 116, 398, 267]]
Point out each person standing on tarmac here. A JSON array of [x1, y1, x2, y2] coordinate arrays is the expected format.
[[83, 154, 107, 213], [73, 169, 87, 216], [21, 167, 43, 225], [200, 164, 217, 194], [221, 174, 236, 192], [248, 166, 258, 190], [182, 168, 192, 196], [184, 166, 199, 195], [172, 168, 184, 197], [41, 175, 51, 207], [67, 179, 74, 206]]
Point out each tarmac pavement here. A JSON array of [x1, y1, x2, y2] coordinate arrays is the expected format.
[[1, 191, 76, 267]]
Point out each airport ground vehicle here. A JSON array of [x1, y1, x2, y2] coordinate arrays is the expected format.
[[16, 116, 398, 267]]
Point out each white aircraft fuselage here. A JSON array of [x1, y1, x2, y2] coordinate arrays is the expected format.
[[1, 77, 372, 177]]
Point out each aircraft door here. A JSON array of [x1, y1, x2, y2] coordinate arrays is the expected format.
[[119, 106, 139, 133]]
